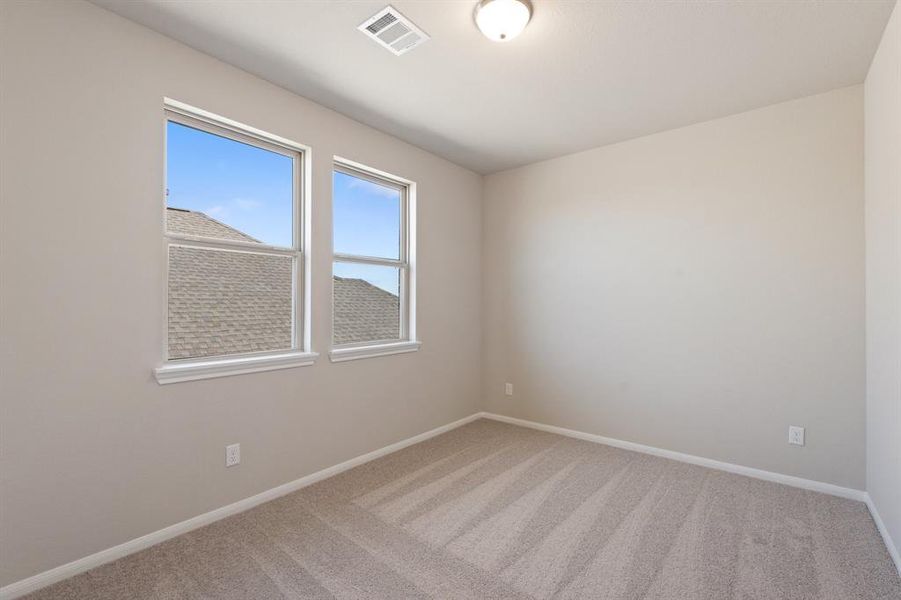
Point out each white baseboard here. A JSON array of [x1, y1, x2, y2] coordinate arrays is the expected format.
[[864, 492, 901, 577], [0, 412, 483, 600], [480, 412, 867, 502]]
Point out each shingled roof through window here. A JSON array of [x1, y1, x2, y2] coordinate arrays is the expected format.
[[166, 208, 400, 359], [167, 207, 260, 243], [333, 276, 400, 345]]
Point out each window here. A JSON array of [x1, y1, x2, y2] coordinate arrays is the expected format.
[[330, 159, 419, 362], [155, 100, 315, 383]]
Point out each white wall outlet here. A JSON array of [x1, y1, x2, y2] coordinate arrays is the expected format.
[[788, 426, 805, 446], [225, 443, 241, 467], [504, 382, 514, 396]]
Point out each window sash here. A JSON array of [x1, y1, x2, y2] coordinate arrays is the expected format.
[[167, 242, 301, 361], [332, 161, 412, 349], [163, 105, 305, 363], [333, 259, 408, 346], [164, 110, 301, 253], [333, 162, 407, 263]]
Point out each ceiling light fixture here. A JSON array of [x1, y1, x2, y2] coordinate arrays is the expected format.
[[474, 0, 532, 42]]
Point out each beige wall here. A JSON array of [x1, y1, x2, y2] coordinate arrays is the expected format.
[[482, 86, 866, 490], [865, 1, 901, 562], [0, 0, 481, 586], [0, 0, 886, 591]]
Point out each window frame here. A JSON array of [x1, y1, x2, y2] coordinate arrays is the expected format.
[[330, 157, 419, 362], [155, 99, 316, 384]]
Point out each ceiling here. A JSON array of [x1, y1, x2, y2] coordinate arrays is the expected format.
[[92, 0, 895, 174]]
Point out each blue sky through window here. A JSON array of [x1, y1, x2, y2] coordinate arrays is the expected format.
[[333, 171, 400, 259]]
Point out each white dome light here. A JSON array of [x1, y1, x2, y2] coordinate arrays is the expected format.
[[475, 0, 532, 42]]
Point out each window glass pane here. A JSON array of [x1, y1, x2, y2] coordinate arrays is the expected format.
[[333, 262, 400, 345], [166, 120, 293, 248], [168, 246, 293, 359], [333, 170, 401, 259]]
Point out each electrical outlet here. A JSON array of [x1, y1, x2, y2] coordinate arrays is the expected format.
[[788, 426, 805, 446], [504, 382, 513, 396], [226, 443, 241, 467]]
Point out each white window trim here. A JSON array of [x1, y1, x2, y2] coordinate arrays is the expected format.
[[329, 157, 418, 362], [155, 350, 318, 384], [155, 98, 316, 384], [329, 341, 422, 363]]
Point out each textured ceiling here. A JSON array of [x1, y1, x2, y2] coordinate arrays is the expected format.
[[92, 0, 895, 174]]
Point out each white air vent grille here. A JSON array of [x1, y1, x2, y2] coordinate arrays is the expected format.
[[359, 6, 429, 56]]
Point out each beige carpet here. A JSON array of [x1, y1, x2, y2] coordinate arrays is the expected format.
[[25, 419, 901, 599]]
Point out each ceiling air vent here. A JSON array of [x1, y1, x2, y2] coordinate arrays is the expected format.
[[359, 6, 429, 56]]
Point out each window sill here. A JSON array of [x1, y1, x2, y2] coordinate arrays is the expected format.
[[154, 351, 319, 384], [329, 341, 421, 363]]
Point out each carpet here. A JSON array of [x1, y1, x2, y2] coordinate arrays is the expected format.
[[24, 419, 901, 599]]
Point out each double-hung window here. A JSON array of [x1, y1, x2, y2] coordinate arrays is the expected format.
[[155, 100, 315, 383], [330, 159, 419, 362]]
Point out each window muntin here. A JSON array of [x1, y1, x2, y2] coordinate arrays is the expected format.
[[164, 109, 303, 362], [332, 163, 412, 348]]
